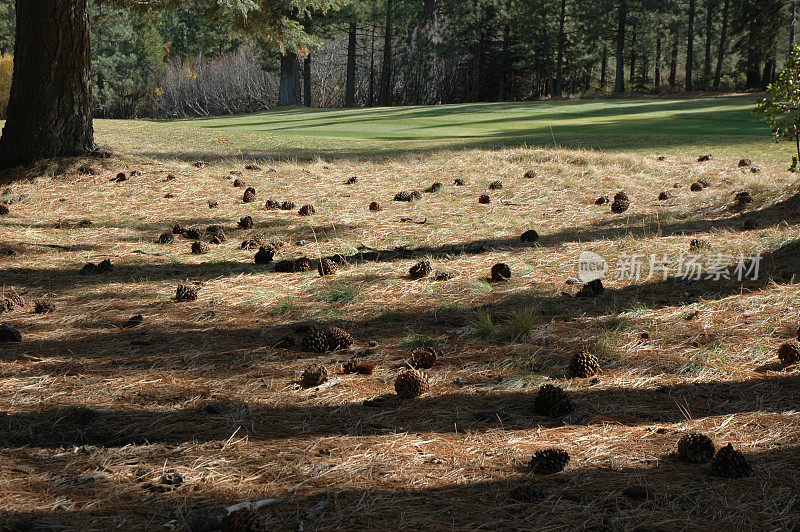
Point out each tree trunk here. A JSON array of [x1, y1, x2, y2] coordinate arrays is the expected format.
[[345, 21, 357, 107], [614, 0, 627, 93], [540, 0, 554, 96], [792, 0, 797, 49], [554, 0, 567, 96], [669, 30, 678, 88], [278, 53, 301, 106], [629, 24, 637, 85], [600, 46, 608, 89], [0, 0, 94, 167], [378, 0, 393, 106], [303, 55, 311, 107], [713, 0, 729, 88], [654, 35, 662, 88], [369, 16, 376, 107], [686, 0, 695, 91], [704, 0, 714, 81]]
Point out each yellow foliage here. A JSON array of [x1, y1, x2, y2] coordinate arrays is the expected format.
[[0, 54, 12, 117]]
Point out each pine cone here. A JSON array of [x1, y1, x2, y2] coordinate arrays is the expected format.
[[409, 260, 432, 279], [0, 323, 21, 343], [210, 234, 226, 244], [175, 284, 199, 302], [491, 263, 511, 281], [369, 201, 382, 211], [298, 204, 315, 216], [281, 201, 295, 210], [233, 178, 245, 188], [489, 180, 503, 190], [677, 432, 715, 463], [394, 191, 412, 202], [206, 224, 225, 235], [273, 260, 295, 273], [184, 228, 203, 239], [345, 176, 358, 184], [0, 204, 8, 216], [265, 199, 280, 210], [690, 181, 704, 192], [710, 443, 752, 478], [777, 342, 800, 365], [295, 257, 313, 272], [172, 224, 185, 234], [478, 194, 491, 204], [520, 229, 539, 243], [238, 216, 254, 229], [395, 369, 430, 399], [254, 246, 275, 264], [219, 507, 266, 532], [410, 347, 437, 369], [611, 191, 630, 213], [34, 300, 55, 314], [568, 351, 600, 378], [533, 384, 574, 417], [689, 239, 710, 251], [523, 168, 537, 179], [343, 360, 375, 375], [301, 364, 328, 387], [301, 327, 329, 353], [191, 242, 210, 255], [427, 182, 442, 192], [318, 258, 337, 277], [528, 448, 570, 474], [658, 191, 673, 200], [159, 232, 174, 244], [595, 195, 609, 205], [409, 191, 422, 201], [454, 178, 466, 186], [326, 327, 354, 351]]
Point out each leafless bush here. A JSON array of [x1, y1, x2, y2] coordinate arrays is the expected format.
[[154, 47, 278, 118]]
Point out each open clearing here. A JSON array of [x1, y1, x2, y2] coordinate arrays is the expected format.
[[1, 97, 800, 530]]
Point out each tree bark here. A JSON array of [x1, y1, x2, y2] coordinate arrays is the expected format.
[[600, 46, 608, 89], [669, 30, 678, 88], [303, 55, 311, 107], [278, 53, 301, 106], [713, 0, 729, 88], [614, 0, 627, 93], [686, 0, 695, 91], [793, 1, 797, 49], [345, 21, 357, 107], [0, 0, 94, 167], [378, 0, 393, 106], [654, 35, 662, 88], [629, 24, 637, 85], [704, 0, 714, 81], [554, 0, 567, 96]]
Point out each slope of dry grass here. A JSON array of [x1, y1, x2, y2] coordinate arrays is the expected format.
[[0, 141, 799, 530]]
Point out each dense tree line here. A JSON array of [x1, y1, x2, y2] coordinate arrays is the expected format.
[[0, 0, 793, 120]]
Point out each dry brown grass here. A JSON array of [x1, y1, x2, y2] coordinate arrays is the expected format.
[[0, 146, 799, 530]]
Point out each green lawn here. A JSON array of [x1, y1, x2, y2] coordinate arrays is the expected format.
[[97, 95, 788, 162]]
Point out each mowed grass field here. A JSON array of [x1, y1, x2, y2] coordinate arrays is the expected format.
[[1, 96, 800, 529]]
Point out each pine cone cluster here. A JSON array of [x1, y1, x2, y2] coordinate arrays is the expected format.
[[191, 241, 210, 255], [677, 432, 715, 463], [568, 351, 600, 378], [490, 263, 511, 281], [243, 187, 257, 203], [298, 204, 315, 216], [343, 360, 375, 375], [301, 364, 328, 387], [610, 191, 630, 213], [238, 216, 254, 229], [528, 448, 570, 474], [219, 508, 266, 532], [318, 258, 337, 277], [395, 369, 430, 399], [410, 347, 437, 369], [710, 443, 752, 478], [254, 246, 275, 264], [533, 384, 574, 417], [777, 342, 800, 365], [409, 260, 432, 279], [175, 284, 199, 302]]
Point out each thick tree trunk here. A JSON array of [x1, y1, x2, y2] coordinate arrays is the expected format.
[[278, 53, 301, 106], [704, 0, 714, 81], [686, 0, 695, 91], [378, 0, 393, 106], [554, 0, 567, 96], [629, 24, 637, 85], [303, 55, 311, 107], [713, 0, 729, 88], [669, 30, 678, 88], [345, 22, 357, 107], [0, 0, 93, 167], [369, 17, 376, 107], [614, 0, 627, 93], [654, 35, 662, 87]]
